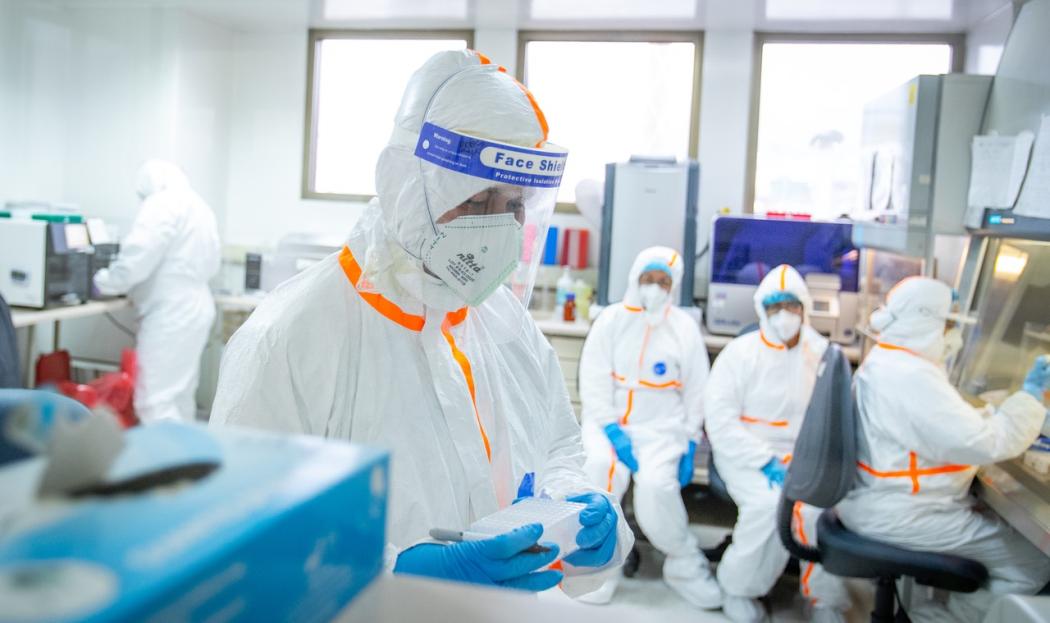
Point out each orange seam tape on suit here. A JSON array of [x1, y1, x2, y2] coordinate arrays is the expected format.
[[442, 316, 492, 463], [759, 331, 786, 351], [857, 451, 969, 494], [740, 415, 789, 427]]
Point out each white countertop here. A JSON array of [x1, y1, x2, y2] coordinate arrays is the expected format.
[[10, 298, 131, 329], [214, 292, 267, 312], [531, 314, 591, 338], [335, 575, 697, 623]]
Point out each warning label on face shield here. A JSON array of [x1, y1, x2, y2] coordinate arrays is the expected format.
[[414, 122, 567, 189]]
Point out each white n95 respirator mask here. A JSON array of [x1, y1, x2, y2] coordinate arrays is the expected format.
[[769, 310, 802, 343], [423, 213, 524, 307], [638, 284, 670, 312], [413, 121, 567, 308]]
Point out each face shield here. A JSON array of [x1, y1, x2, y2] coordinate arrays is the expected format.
[[414, 121, 567, 308]]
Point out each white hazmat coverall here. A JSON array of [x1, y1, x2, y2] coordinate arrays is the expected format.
[[705, 265, 849, 617], [210, 50, 631, 595], [93, 160, 220, 423], [836, 277, 1050, 623], [579, 246, 718, 608]]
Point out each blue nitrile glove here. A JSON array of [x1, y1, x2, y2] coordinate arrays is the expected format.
[[513, 472, 535, 504], [678, 440, 698, 488], [394, 524, 562, 592], [1023, 356, 1050, 400], [563, 493, 618, 568], [603, 423, 639, 472], [761, 456, 787, 489]]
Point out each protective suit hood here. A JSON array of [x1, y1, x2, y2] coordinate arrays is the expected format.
[[360, 50, 552, 310], [622, 246, 684, 325], [136, 160, 190, 200], [869, 277, 951, 362], [752, 264, 812, 346]]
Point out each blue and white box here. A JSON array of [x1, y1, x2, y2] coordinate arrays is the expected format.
[[0, 424, 388, 623]]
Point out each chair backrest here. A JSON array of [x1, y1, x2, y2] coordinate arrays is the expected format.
[[0, 293, 20, 388], [783, 343, 857, 508]]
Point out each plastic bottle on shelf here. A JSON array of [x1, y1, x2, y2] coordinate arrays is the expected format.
[[573, 279, 592, 323], [563, 293, 576, 323], [555, 266, 573, 318]]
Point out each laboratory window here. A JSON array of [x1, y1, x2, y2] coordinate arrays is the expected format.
[[519, 34, 701, 205], [752, 40, 955, 219], [304, 31, 472, 200]]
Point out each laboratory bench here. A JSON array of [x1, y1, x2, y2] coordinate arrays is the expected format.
[[975, 459, 1050, 556], [335, 574, 697, 623], [9, 298, 131, 386]]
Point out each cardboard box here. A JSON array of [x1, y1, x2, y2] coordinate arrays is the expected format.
[[0, 425, 388, 623]]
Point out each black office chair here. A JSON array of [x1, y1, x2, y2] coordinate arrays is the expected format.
[[776, 344, 987, 623], [0, 292, 20, 388]]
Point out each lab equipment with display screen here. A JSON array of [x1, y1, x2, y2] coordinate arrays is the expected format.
[[705, 216, 860, 344]]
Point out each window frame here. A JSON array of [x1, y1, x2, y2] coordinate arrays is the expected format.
[[745, 32, 966, 215], [516, 30, 704, 213], [302, 29, 475, 202]]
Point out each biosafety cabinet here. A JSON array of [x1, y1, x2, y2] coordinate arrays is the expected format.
[[853, 74, 992, 266]]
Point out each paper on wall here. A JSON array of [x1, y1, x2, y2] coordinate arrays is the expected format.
[[1015, 115, 1050, 219], [965, 130, 1035, 228]]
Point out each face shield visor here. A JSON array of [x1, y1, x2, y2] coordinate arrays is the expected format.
[[414, 121, 567, 309]]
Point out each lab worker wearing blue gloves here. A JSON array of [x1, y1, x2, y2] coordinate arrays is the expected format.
[[578, 247, 718, 608], [704, 265, 849, 623], [211, 50, 630, 597], [836, 278, 1050, 623]]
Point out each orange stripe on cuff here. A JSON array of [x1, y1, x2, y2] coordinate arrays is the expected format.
[[740, 415, 789, 427], [339, 247, 425, 331], [606, 447, 617, 493], [792, 501, 814, 598], [442, 316, 492, 463]]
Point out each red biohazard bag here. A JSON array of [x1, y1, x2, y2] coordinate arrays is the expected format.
[[35, 350, 72, 387], [89, 349, 138, 428], [45, 349, 138, 428]]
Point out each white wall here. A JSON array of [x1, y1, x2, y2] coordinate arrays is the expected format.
[[964, 2, 1016, 74], [0, 2, 233, 236], [222, 31, 365, 250], [0, 1, 236, 365]]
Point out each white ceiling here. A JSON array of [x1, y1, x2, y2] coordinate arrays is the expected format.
[[32, 0, 1015, 33]]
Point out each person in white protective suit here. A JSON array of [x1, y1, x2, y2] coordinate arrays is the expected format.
[[835, 277, 1050, 623], [575, 246, 720, 608], [210, 50, 632, 594], [705, 265, 850, 623], [93, 160, 220, 423]]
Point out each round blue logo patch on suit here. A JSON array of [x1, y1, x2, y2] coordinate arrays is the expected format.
[[653, 362, 667, 376]]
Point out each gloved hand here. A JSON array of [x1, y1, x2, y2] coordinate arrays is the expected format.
[[1023, 356, 1050, 400], [603, 423, 639, 472], [563, 492, 618, 568], [678, 440, 698, 488], [393, 524, 562, 592], [760, 456, 787, 489]]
